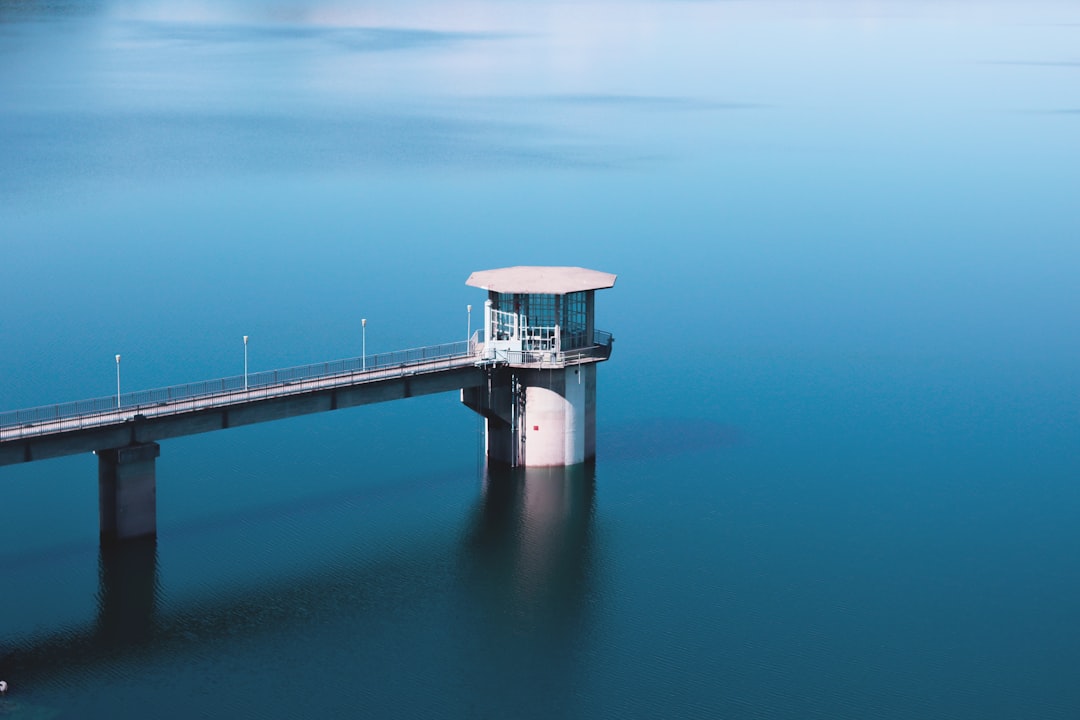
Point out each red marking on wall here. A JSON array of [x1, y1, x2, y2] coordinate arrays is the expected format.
[[533, 425, 539, 431]]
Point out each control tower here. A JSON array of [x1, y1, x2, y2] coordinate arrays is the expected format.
[[461, 266, 616, 467]]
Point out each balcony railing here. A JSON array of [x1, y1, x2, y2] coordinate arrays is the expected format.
[[478, 329, 613, 366]]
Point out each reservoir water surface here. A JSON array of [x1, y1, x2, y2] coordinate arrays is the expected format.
[[1, 1, 1079, 717]]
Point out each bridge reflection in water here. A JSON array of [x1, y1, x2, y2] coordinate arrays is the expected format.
[[0, 464, 598, 708], [95, 537, 161, 647]]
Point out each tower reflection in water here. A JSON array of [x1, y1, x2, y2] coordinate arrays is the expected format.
[[457, 462, 599, 712], [465, 462, 596, 610]]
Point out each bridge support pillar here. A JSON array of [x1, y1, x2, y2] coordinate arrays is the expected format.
[[463, 365, 596, 468], [98, 442, 160, 542]]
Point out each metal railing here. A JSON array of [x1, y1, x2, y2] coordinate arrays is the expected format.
[[0, 339, 474, 437], [0, 329, 613, 440]]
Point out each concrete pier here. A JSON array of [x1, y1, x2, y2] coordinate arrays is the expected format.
[[98, 442, 160, 542]]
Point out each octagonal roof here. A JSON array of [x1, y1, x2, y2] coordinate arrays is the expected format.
[[466, 266, 616, 295]]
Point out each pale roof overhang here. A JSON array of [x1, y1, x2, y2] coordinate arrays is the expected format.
[[466, 266, 617, 295]]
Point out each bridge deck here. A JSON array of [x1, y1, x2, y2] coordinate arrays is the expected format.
[[2, 350, 475, 443], [0, 333, 612, 466]]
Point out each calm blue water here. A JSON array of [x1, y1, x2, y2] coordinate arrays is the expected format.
[[2, 0, 1080, 717]]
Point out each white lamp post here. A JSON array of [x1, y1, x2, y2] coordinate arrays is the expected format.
[[115, 354, 121, 408], [467, 304, 472, 344], [243, 335, 249, 391], [362, 318, 367, 370]]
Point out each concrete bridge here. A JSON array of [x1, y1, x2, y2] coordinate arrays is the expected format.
[[0, 266, 615, 542]]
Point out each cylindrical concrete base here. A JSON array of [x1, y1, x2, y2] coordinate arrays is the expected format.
[[478, 364, 597, 467]]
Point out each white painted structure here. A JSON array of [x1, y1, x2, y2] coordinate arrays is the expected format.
[[462, 266, 616, 468]]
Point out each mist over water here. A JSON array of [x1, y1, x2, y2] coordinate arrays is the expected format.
[[2, 1, 1080, 717]]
